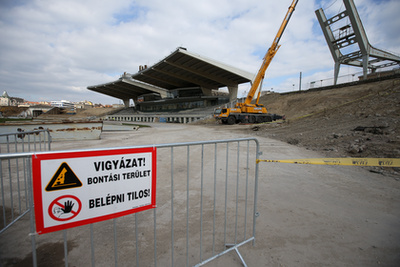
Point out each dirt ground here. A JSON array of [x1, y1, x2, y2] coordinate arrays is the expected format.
[[1, 78, 400, 266], [241, 78, 400, 177]]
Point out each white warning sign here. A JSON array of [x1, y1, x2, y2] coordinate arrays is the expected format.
[[32, 147, 157, 235]]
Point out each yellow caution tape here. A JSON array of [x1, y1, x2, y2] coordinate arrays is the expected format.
[[256, 158, 400, 167]]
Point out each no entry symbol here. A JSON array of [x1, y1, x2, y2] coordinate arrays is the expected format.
[[48, 195, 82, 222]]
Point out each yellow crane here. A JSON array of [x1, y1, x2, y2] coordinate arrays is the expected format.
[[215, 0, 298, 124]]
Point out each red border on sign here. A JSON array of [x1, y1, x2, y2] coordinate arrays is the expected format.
[[32, 147, 157, 235]]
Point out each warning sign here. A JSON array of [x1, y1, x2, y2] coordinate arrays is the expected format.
[[45, 162, 82, 191], [32, 147, 157, 235]]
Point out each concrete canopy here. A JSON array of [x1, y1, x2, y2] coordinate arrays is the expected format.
[[87, 74, 168, 102], [87, 76, 167, 99], [87, 47, 254, 105], [133, 47, 254, 90]]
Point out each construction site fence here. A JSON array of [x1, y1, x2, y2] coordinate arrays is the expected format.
[[0, 129, 51, 234], [0, 137, 260, 267], [0, 128, 52, 149]]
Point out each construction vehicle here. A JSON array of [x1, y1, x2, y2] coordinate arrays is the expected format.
[[214, 0, 298, 125]]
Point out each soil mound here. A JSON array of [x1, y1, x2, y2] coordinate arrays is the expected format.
[[245, 78, 400, 173]]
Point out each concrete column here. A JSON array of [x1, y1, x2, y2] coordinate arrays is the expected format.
[[123, 99, 130, 108], [201, 87, 213, 96], [228, 85, 238, 102]]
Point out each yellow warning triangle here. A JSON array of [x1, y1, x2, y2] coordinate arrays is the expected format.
[[45, 162, 82, 191]]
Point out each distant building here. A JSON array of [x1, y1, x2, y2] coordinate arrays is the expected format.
[[0, 91, 10, 106], [75, 100, 94, 110], [26, 105, 53, 117], [51, 100, 74, 110], [0, 91, 24, 106], [18, 101, 47, 107]]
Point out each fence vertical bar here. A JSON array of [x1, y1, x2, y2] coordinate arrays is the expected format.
[[39, 131, 42, 151], [27, 134, 31, 152], [1, 160, 6, 227], [199, 144, 204, 262], [23, 147, 28, 209], [21, 134, 24, 153], [90, 224, 95, 267], [186, 145, 190, 267], [153, 208, 157, 267], [212, 143, 217, 256], [33, 134, 37, 152], [244, 141, 250, 239], [114, 218, 118, 267], [170, 147, 174, 266], [234, 142, 240, 244], [135, 213, 139, 267], [47, 129, 52, 151], [63, 230, 68, 267], [14, 139, 22, 214], [252, 140, 260, 246], [224, 143, 229, 247], [7, 136, 14, 221], [27, 157, 37, 267]]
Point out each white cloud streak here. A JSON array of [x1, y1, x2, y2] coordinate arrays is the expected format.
[[0, 0, 399, 103]]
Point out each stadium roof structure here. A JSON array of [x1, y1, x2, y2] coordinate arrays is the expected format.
[[87, 47, 254, 106]]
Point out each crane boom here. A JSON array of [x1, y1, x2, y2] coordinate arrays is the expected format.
[[244, 0, 298, 105]]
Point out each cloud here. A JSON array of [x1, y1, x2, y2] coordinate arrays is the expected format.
[[0, 0, 399, 103]]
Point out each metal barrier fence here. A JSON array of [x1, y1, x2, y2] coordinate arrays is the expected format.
[[0, 128, 52, 151], [0, 138, 260, 267], [0, 129, 51, 235]]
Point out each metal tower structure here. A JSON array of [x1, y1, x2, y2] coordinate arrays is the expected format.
[[315, 0, 400, 84]]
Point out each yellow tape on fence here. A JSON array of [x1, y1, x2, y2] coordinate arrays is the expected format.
[[256, 158, 400, 167]]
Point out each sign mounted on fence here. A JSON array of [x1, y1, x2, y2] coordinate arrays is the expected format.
[[32, 147, 157, 234]]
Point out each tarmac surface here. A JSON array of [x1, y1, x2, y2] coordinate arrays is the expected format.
[[1, 123, 400, 266]]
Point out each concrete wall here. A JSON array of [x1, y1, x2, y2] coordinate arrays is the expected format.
[[105, 114, 210, 124]]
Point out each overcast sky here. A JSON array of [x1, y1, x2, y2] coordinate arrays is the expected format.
[[0, 0, 399, 104]]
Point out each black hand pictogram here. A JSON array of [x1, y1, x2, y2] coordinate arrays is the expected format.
[[61, 200, 74, 213]]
